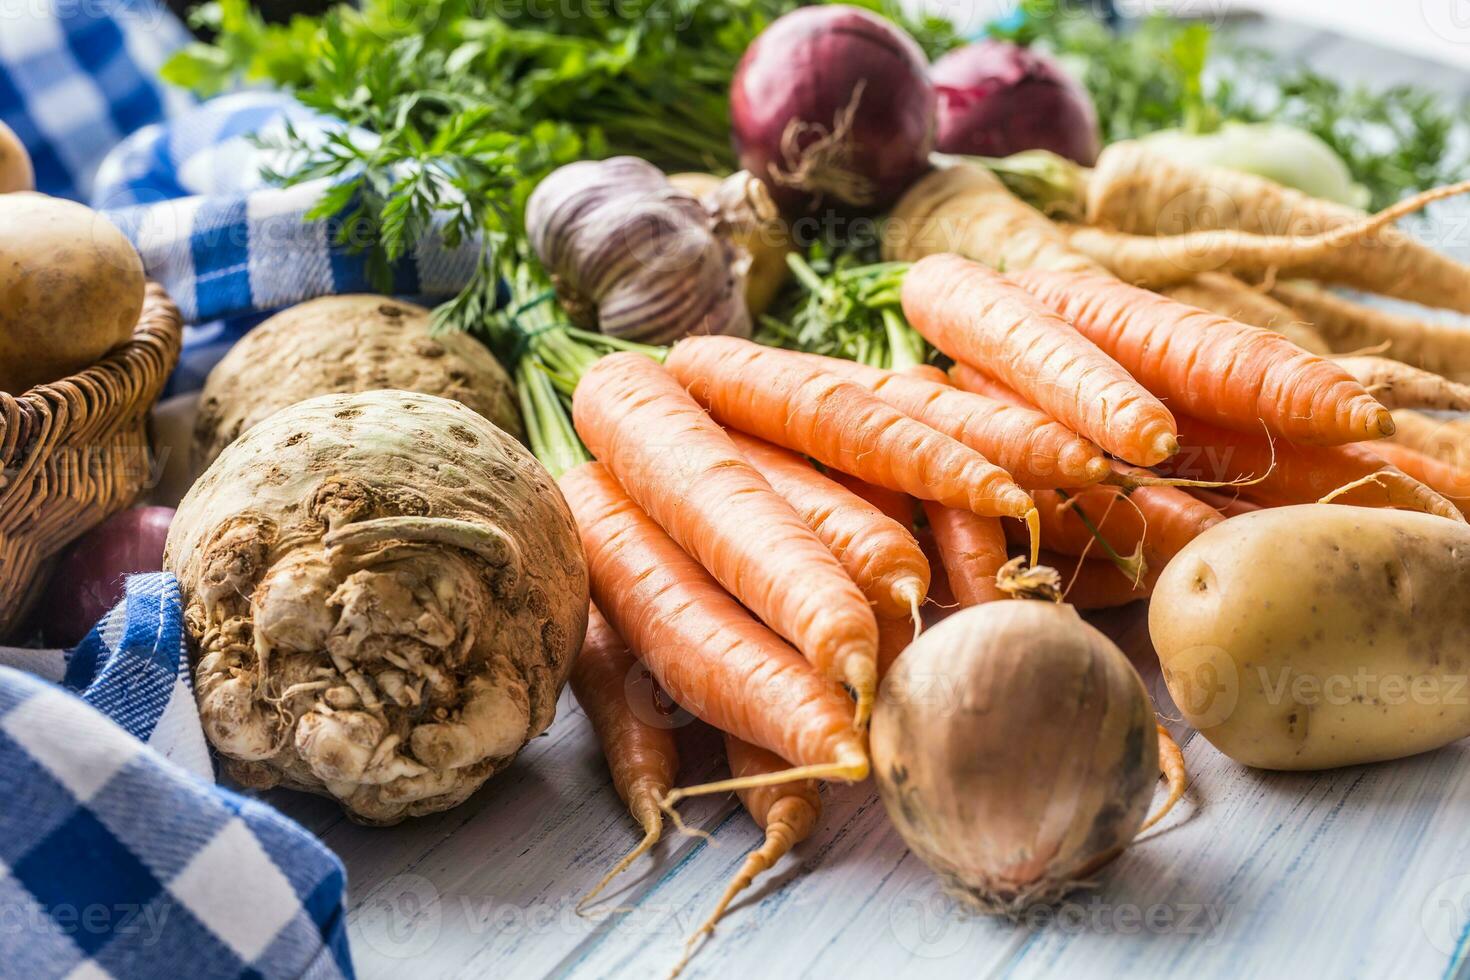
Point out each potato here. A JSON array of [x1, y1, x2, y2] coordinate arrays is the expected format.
[[0, 120, 34, 194], [0, 195, 145, 393], [1151, 505, 1470, 770]]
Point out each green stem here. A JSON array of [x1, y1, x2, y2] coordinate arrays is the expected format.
[[786, 252, 829, 296], [882, 308, 925, 371]]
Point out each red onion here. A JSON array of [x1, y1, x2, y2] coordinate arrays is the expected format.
[[931, 40, 1100, 166], [35, 507, 174, 647], [730, 5, 935, 214]]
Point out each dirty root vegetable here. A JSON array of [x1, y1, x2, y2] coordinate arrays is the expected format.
[[527, 157, 749, 345], [166, 391, 588, 824], [931, 40, 1099, 166], [1152, 506, 1470, 769], [872, 598, 1159, 912], [0, 194, 144, 393], [193, 295, 521, 471], [36, 507, 175, 648], [883, 158, 1106, 274], [731, 5, 935, 214], [0, 120, 34, 193]]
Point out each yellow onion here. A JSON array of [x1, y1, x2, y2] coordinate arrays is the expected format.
[[871, 599, 1157, 913], [526, 157, 750, 345]]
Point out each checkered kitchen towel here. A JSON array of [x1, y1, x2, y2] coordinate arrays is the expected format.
[[0, 0, 192, 202], [0, 575, 354, 980], [4, 0, 482, 393]]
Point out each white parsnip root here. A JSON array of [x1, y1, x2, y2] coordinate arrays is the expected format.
[[1333, 356, 1470, 411], [166, 391, 588, 824]]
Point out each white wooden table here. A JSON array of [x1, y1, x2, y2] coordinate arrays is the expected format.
[[264, 600, 1470, 980], [259, 16, 1470, 980]]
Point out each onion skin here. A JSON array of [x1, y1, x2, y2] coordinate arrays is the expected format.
[[527, 157, 750, 345], [36, 507, 175, 647], [931, 40, 1100, 166], [871, 601, 1157, 912], [730, 5, 936, 214]]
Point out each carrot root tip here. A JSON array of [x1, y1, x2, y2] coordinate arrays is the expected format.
[[576, 821, 662, 915], [1083, 456, 1113, 484], [845, 656, 879, 730], [1153, 431, 1181, 464], [1373, 408, 1397, 438], [1141, 725, 1189, 832]]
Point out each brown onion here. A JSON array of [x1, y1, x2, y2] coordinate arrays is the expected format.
[[871, 597, 1157, 912]]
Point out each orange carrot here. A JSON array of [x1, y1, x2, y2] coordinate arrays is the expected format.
[[902, 363, 951, 385], [901, 253, 1178, 466], [1159, 415, 1464, 522], [1159, 273, 1330, 354], [728, 430, 929, 625], [1370, 441, 1470, 517], [824, 469, 917, 529], [1014, 269, 1394, 444], [805, 354, 1111, 488], [664, 337, 1037, 525], [875, 615, 914, 680], [1043, 551, 1153, 610], [571, 604, 680, 910], [1188, 488, 1263, 519], [1146, 724, 1188, 831], [672, 734, 821, 977], [1027, 480, 1223, 579], [920, 500, 1007, 608], [560, 462, 869, 798], [573, 353, 878, 724], [948, 361, 1034, 408]]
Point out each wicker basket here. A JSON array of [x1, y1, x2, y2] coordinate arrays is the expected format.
[[0, 284, 183, 639]]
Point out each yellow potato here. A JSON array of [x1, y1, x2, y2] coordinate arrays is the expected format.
[[0, 120, 34, 194], [0, 195, 144, 393], [1151, 505, 1470, 770]]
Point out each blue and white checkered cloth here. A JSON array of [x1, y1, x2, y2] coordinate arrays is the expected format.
[[4, 0, 483, 394], [0, 0, 192, 202], [0, 575, 354, 980]]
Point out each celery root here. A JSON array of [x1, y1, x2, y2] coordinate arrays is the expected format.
[[166, 391, 587, 824]]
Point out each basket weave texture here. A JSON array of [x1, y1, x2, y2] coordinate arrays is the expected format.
[[0, 283, 183, 639]]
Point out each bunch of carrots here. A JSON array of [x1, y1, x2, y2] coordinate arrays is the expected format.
[[515, 139, 1470, 975]]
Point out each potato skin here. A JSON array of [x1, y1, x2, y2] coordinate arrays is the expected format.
[[0, 121, 33, 194], [1151, 505, 1470, 770], [0, 195, 144, 393]]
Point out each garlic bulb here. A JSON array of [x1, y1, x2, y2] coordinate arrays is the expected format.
[[526, 157, 751, 345]]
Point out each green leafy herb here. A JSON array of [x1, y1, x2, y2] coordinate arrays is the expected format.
[[757, 251, 927, 369], [995, 0, 1469, 209]]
